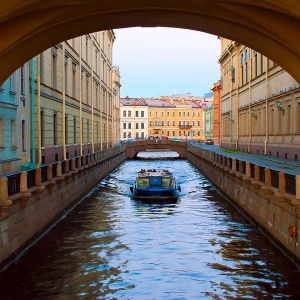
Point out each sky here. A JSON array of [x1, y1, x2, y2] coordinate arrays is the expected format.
[[113, 27, 220, 99]]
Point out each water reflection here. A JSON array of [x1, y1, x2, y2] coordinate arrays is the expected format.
[[0, 158, 299, 299]]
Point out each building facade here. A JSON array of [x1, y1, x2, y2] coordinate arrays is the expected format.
[[120, 97, 149, 140], [204, 103, 213, 141], [212, 80, 221, 145], [219, 38, 300, 160], [145, 96, 204, 140], [0, 64, 31, 174], [34, 30, 120, 164]]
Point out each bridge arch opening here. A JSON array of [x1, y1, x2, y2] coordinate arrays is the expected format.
[[1, 1, 300, 84]]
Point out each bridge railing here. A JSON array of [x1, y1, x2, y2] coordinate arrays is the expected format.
[[0, 144, 126, 217], [187, 144, 299, 201]]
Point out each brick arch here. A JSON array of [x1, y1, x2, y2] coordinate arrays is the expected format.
[[126, 141, 187, 159], [1, 1, 300, 84]]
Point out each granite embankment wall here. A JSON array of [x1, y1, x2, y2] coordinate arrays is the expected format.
[[0, 146, 126, 267], [187, 144, 300, 263]]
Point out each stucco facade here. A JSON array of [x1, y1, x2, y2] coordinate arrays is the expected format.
[[120, 98, 149, 140], [34, 31, 120, 164], [0, 65, 31, 174], [146, 97, 205, 140], [219, 39, 300, 160]]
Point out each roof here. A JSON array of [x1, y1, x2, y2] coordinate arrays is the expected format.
[[120, 97, 148, 106]]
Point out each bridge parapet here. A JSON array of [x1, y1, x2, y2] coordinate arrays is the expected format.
[[125, 140, 187, 159]]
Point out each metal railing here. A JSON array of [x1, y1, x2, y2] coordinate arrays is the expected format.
[[7, 173, 20, 196]]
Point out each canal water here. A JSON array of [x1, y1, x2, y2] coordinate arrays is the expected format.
[[0, 159, 300, 299]]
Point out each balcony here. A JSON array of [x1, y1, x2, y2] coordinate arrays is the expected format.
[[179, 124, 192, 129]]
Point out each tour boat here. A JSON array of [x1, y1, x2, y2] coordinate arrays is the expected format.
[[130, 169, 181, 200]]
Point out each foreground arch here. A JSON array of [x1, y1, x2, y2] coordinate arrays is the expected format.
[[1, 0, 300, 84]]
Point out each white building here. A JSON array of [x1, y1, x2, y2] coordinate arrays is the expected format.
[[120, 97, 148, 140]]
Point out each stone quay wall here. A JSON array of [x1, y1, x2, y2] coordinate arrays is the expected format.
[[187, 144, 300, 263], [0, 146, 126, 267]]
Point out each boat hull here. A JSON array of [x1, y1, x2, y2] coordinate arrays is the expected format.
[[133, 187, 179, 201]]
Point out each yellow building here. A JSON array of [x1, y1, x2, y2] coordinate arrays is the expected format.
[[34, 31, 120, 164], [145, 97, 204, 140], [219, 38, 300, 160]]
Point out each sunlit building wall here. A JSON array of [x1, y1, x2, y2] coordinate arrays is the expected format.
[[219, 38, 300, 160], [146, 97, 204, 140], [34, 30, 118, 164], [112, 66, 121, 144], [212, 80, 221, 145]]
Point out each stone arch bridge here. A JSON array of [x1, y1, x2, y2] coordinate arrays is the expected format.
[[1, 1, 300, 84], [125, 140, 187, 159]]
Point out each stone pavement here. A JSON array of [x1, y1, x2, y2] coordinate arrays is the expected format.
[[193, 143, 300, 176]]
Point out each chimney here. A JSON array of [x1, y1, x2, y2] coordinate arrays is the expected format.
[[181, 98, 184, 104], [170, 97, 173, 104]]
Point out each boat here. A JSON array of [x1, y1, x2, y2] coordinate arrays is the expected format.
[[130, 169, 181, 200]]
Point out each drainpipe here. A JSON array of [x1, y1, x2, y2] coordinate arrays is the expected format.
[[264, 57, 269, 155], [62, 41, 66, 160], [226, 48, 233, 149], [91, 43, 95, 153], [233, 42, 240, 150], [79, 37, 83, 155], [37, 55, 42, 164], [248, 49, 253, 152], [30, 57, 36, 163]]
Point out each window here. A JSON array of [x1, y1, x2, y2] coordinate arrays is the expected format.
[[183, 112, 185, 116], [167, 112, 170, 116], [53, 113, 57, 145], [136, 111, 139, 117], [149, 121, 152, 126], [22, 120, 26, 152], [123, 110, 126, 117], [136, 123, 139, 129], [141, 111, 144, 117], [179, 112, 181, 116], [128, 123, 131, 129], [162, 112, 164, 116], [167, 120, 170, 126], [20, 65, 25, 95], [72, 63, 77, 98], [173, 112, 175, 116], [123, 123, 126, 129], [173, 131, 175, 136], [65, 114, 68, 145], [261, 55, 265, 73], [73, 117, 76, 144], [179, 131, 182, 136], [0, 119, 4, 148], [41, 111, 45, 147], [198, 121, 200, 126], [123, 132, 126, 138], [11, 120, 16, 147], [52, 52, 57, 89], [167, 131, 169, 136], [149, 111, 152, 116], [141, 123, 144, 129], [64, 56, 68, 94], [155, 112, 158, 116], [173, 120, 175, 126], [128, 111, 131, 117], [10, 73, 16, 94]]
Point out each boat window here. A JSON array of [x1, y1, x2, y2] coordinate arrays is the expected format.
[[162, 177, 171, 188], [137, 177, 149, 188]]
